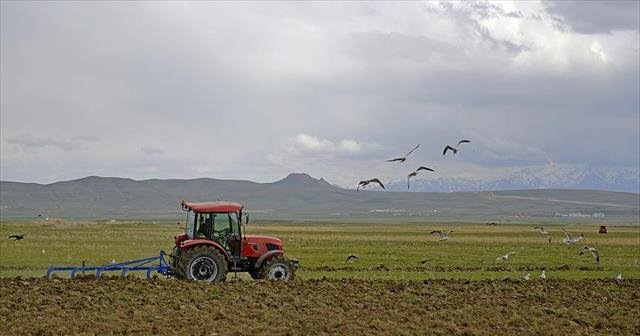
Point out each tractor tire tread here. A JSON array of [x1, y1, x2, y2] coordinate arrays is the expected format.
[[259, 255, 296, 281]]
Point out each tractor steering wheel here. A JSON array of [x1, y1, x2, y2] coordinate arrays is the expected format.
[[229, 232, 240, 241], [215, 228, 231, 241]]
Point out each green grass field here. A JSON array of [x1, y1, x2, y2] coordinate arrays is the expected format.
[[1, 219, 638, 280]]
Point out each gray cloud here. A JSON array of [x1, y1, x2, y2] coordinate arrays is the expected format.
[[545, 0, 639, 34], [5, 134, 97, 151], [0, 1, 638, 186], [140, 145, 165, 155]]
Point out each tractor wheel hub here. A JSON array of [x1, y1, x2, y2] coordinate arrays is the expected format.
[[267, 264, 289, 281], [190, 256, 218, 281]]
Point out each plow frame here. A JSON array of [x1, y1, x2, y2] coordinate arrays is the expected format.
[[46, 250, 171, 279]]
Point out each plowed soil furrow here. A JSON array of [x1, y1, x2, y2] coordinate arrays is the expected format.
[[1, 278, 638, 336]]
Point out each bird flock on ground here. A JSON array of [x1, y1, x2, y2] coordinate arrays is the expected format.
[[343, 226, 615, 280], [358, 140, 471, 191], [491, 227, 602, 270]]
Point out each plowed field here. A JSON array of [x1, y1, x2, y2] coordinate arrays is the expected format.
[[1, 277, 638, 335]]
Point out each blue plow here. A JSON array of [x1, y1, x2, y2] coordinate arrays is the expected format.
[[46, 250, 172, 279]]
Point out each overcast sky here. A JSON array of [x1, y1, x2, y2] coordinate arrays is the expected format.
[[1, 1, 638, 186]]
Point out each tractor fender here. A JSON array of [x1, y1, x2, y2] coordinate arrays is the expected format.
[[254, 250, 284, 270], [180, 239, 231, 262]]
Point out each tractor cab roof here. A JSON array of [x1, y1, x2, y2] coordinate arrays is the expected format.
[[181, 201, 243, 213]]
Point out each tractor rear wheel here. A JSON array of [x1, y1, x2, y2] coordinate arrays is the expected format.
[[259, 256, 295, 281], [183, 245, 228, 282]]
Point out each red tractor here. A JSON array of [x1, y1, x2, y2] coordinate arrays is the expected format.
[[170, 200, 298, 282]]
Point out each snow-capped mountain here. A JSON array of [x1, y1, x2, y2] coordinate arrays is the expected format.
[[388, 165, 640, 193]]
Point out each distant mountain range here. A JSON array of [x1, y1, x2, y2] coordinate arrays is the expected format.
[[388, 165, 640, 193], [1, 173, 638, 221]]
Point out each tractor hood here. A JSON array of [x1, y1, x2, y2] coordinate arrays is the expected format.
[[244, 235, 282, 245]]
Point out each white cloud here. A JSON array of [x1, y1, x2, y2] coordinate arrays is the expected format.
[[285, 134, 369, 156], [291, 134, 335, 153], [338, 139, 361, 153]]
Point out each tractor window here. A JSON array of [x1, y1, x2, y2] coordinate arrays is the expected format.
[[197, 213, 214, 239], [185, 210, 196, 239], [228, 212, 240, 236], [213, 214, 229, 233], [189, 212, 241, 250]]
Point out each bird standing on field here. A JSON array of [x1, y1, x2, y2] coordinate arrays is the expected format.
[[540, 270, 546, 280]]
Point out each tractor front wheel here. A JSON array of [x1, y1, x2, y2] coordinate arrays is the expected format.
[[183, 245, 228, 282], [259, 256, 296, 281], [249, 269, 262, 280]]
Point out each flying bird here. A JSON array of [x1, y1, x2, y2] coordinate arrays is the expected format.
[[344, 255, 360, 264], [540, 270, 546, 280], [357, 178, 385, 191], [8, 234, 25, 240], [419, 258, 433, 265], [535, 227, 552, 243], [561, 228, 584, 245], [430, 230, 452, 241], [579, 246, 600, 264], [407, 166, 436, 189], [496, 252, 517, 261], [443, 140, 471, 156], [387, 144, 420, 163]]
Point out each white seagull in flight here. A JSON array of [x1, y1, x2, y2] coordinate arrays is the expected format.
[[561, 229, 584, 245], [579, 246, 600, 264], [496, 252, 517, 261], [430, 230, 452, 241], [535, 227, 552, 244]]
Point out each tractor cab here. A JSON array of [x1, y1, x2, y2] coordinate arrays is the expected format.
[[172, 200, 297, 282], [180, 201, 245, 258]]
